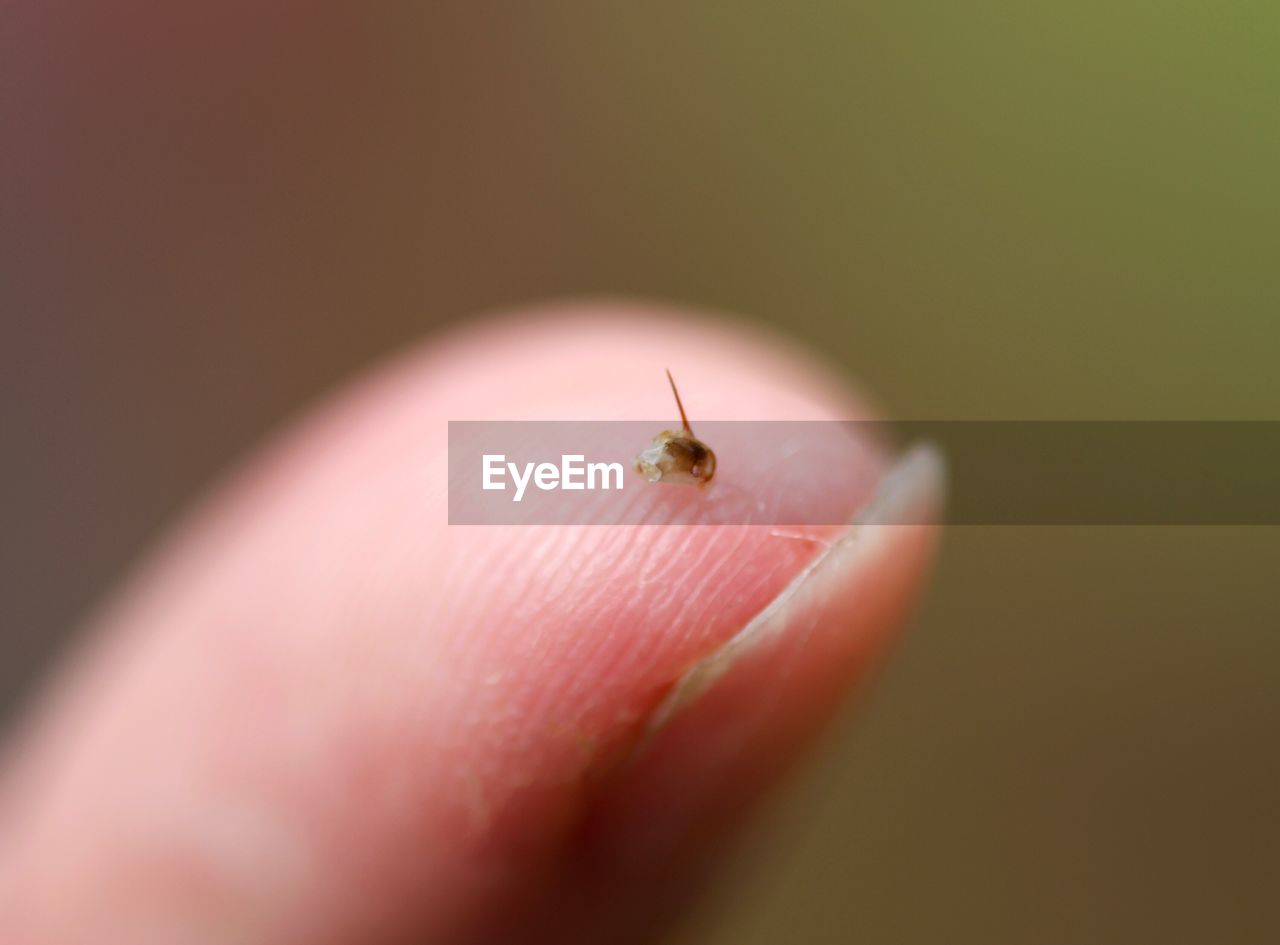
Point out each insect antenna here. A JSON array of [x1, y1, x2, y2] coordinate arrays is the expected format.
[[665, 368, 694, 435]]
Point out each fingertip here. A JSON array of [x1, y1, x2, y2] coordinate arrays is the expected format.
[[1, 301, 942, 945]]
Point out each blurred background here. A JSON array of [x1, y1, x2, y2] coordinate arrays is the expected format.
[[2, 3, 1278, 942]]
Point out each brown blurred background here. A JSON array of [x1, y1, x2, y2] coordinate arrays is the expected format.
[[3, 3, 1278, 942]]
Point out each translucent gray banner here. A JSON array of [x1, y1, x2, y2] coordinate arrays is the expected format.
[[447, 421, 1280, 525]]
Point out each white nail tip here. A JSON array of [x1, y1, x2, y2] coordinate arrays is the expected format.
[[856, 441, 948, 528]]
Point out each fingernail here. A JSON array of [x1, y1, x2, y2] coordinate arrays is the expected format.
[[640, 441, 946, 740], [578, 443, 946, 893]]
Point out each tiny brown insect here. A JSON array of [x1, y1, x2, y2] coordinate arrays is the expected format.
[[634, 369, 717, 486]]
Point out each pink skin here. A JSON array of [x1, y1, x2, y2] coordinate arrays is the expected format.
[[0, 302, 942, 945]]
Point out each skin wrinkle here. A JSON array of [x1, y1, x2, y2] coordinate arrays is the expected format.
[[430, 525, 854, 838], [659, 547, 754, 657], [515, 525, 834, 794], [602, 541, 732, 694], [462, 525, 824, 816], [523, 536, 619, 635], [604, 529, 770, 686]]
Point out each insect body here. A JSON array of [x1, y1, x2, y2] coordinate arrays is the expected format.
[[634, 369, 717, 486]]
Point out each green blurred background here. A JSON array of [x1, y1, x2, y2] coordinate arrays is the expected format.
[[3, 3, 1278, 941]]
